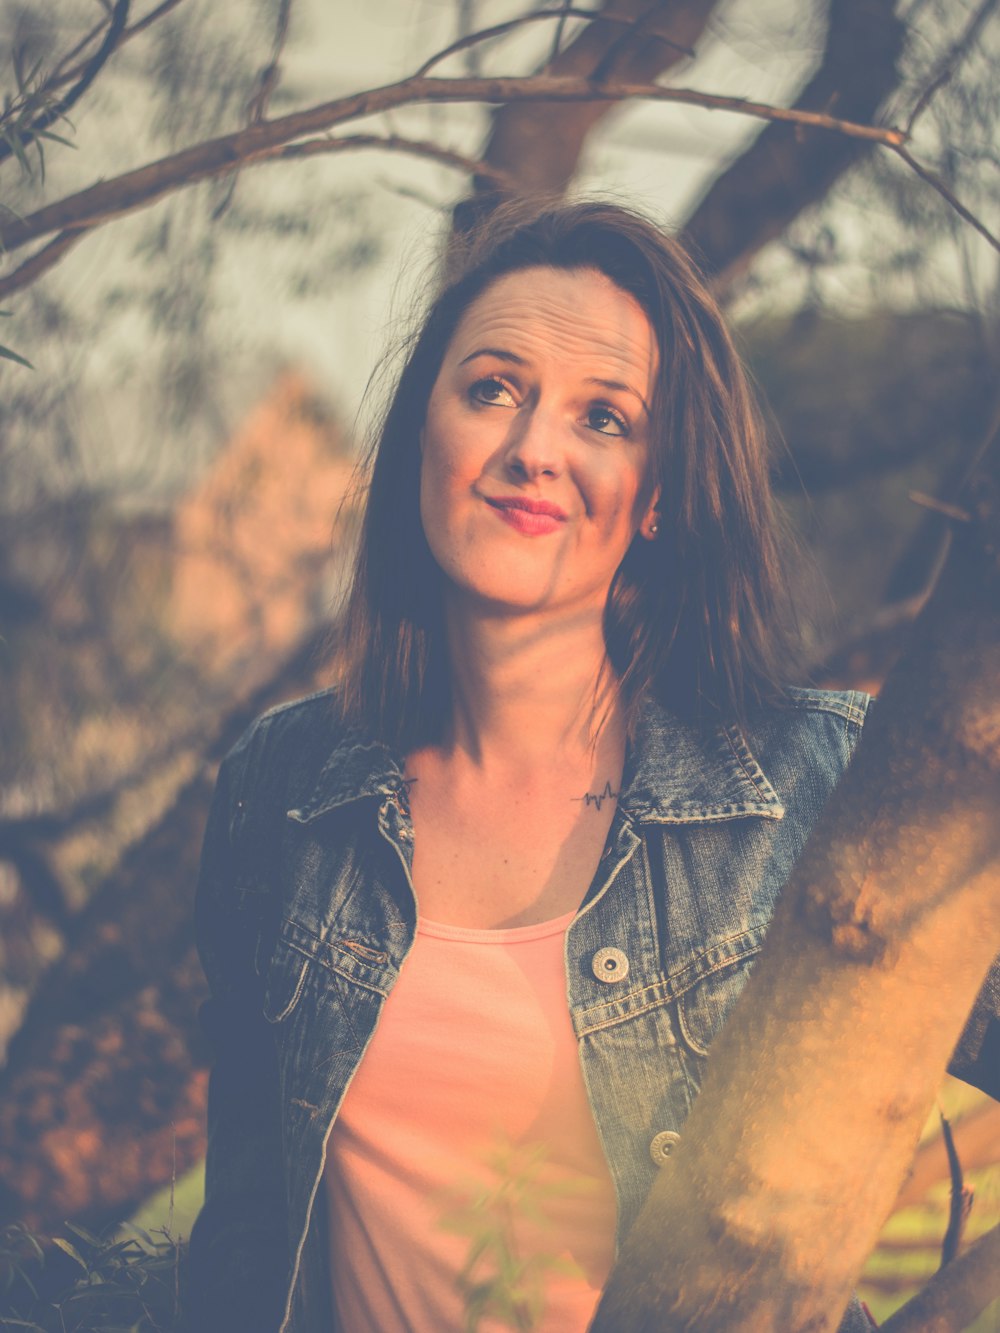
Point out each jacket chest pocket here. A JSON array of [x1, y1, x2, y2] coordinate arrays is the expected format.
[[259, 925, 311, 1024], [674, 947, 762, 1058]]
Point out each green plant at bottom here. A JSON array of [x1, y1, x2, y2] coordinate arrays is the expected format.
[[0, 1219, 189, 1333], [439, 1141, 590, 1333]]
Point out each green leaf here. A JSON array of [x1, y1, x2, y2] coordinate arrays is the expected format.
[[35, 127, 76, 150], [51, 1236, 88, 1270], [63, 1220, 104, 1248], [0, 344, 33, 369]]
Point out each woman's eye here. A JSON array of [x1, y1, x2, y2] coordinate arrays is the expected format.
[[470, 377, 516, 408], [586, 404, 629, 437]]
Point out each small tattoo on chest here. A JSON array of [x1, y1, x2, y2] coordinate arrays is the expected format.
[[574, 780, 619, 812]]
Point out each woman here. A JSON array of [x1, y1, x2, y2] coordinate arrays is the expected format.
[[187, 202, 992, 1333]]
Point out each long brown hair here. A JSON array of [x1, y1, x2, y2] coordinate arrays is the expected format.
[[337, 200, 795, 749]]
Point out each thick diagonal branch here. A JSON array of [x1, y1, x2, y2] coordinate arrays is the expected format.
[[591, 448, 1000, 1330]]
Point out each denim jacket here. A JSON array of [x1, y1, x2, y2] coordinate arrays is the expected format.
[[188, 685, 998, 1333]]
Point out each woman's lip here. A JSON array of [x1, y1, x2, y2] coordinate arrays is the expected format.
[[485, 496, 567, 535]]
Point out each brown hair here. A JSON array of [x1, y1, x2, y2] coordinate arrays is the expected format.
[[337, 200, 795, 748]]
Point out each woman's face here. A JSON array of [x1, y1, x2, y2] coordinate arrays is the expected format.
[[419, 266, 660, 620]]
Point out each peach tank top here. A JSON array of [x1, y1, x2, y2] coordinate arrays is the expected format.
[[323, 909, 617, 1332]]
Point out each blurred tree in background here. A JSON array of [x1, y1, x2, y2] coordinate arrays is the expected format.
[[0, 0, 997, 1326]]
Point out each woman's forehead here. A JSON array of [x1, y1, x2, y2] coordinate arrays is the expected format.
[[445, 266, 658, 386]]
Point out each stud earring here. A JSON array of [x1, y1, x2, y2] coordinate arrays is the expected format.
[[649, 521, 659, 536]]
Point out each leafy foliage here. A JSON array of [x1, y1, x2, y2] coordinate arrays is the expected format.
[[0, 1220, 189, 1333]]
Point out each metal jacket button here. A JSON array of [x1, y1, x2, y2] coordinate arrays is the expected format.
[[592, 947, 629, 983], [649, 1129, 681, 1166]]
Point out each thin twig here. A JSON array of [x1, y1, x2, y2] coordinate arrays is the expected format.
[[889, 142, 1000, 255], [247, 0, 295, 125], [0, 0, 130, 169], [211, 0, 296, 220], [545, 0, 577, 69], [45, 0, 189, 93], [414, 8, 693, 79], [591, 1, 671, 84], [257, 131, 517, 189], [938, 1107, 974, 1269], [905, 0, 999, 135], [0, 228, 92, 300]]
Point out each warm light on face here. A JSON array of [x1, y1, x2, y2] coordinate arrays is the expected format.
[[419, 266, 660, 619]]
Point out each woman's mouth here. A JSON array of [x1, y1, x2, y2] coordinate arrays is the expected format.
[[484, 495, 568, 536]]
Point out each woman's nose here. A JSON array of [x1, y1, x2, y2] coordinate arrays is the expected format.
[[502, 405, 563, 480]]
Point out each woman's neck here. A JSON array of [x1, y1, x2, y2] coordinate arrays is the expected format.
[[438, 598, 625, 777]]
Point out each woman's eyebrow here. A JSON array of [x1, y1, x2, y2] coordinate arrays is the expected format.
[[457, 347, 526, 367], [586, 376, 650, 416], [456, 350, 650, 415]]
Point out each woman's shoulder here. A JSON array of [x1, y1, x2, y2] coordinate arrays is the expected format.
[[739, 684, 874, 796], [765, 684, 872, 728], [219, 686, 363, 815]]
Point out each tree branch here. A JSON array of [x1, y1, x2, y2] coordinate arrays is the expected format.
[[889, 141, 1000, 255], [0, 73, 907, 259], [0, 0, 131, 169], [0, 134, 514, 300], [262, 132, 517, 189], [247, 0, 295, 125], [904, 0, 999, 135], [0, 228, 92, 301], [45, 0, 189, 94], [878, 1222, 1000, 1332]]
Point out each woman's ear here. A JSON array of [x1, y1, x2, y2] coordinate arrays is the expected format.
[[639, 492, 661, 542]]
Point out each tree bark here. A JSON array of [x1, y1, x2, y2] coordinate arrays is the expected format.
[[591, 451, 1000, 1330], [456, 0, 720, 230]]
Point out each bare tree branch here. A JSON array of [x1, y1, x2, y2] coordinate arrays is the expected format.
[[904, 0, 1000, 135], [878, 1222, 1000, 1332], [0, 12, 996, 308], [264, 132, 517, 188], [211, 0, 297, 222], [247, 0, 295, 125], [544, 0, 578, 69], [45, 0, 189, 93], [0, 133, 513, 300], [891, 141, 1000, 254], [0, 228, 92, 301], [0, 74, 908, 258]]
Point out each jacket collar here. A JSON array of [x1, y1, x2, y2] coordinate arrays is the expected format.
[[288, 695, 784, 827], [618, 696, 784, 824]]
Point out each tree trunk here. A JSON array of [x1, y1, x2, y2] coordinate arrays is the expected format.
[[467, 0, 721, 202], [591, 452, 1000, 1330], [681, 0, 906, 287]]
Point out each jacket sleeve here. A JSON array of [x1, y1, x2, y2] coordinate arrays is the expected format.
[[186, 740, 291, 1333], [947, 954, 1000, 1101]]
